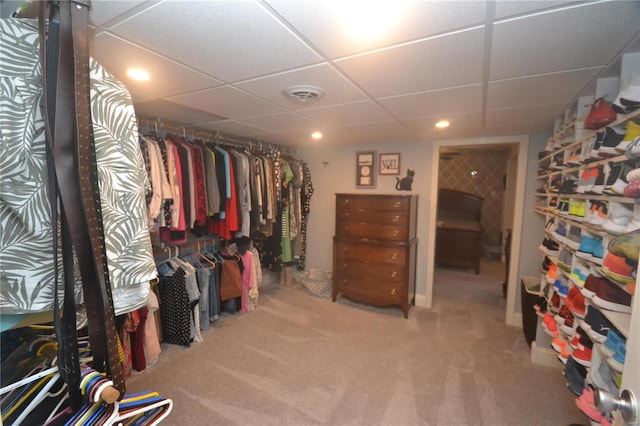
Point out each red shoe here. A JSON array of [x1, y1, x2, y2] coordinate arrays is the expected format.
[[584, 98, 617, 130]]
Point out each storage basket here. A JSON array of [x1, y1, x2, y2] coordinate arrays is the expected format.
[[300, 269, 332, 298]]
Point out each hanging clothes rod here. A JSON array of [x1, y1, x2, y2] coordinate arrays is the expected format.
[[152, 236, 223, 264], [137, 117, 298, 155]]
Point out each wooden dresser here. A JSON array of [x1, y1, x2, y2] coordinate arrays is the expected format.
[[332, 193, 418, 318]]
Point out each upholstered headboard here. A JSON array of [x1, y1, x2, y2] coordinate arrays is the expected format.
[[437, 188, 484, 223]]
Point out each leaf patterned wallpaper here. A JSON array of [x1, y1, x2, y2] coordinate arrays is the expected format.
[[438, 153, 508, 247]]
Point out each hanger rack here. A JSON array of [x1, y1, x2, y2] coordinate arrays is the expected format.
[[152, 236, 223, 264]]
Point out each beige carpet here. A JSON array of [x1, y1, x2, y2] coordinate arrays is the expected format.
[[126, 262, 586, 425]]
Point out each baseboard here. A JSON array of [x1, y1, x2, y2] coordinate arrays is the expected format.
[[530, 341, 563, 368], [414, 294, 427, 308]]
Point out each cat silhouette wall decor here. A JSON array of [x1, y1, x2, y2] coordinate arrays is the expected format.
[[395, 169, 414, 191]]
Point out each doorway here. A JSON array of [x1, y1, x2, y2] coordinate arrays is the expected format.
[[433, 144, 517, 306], [424, 136, 529, 327]]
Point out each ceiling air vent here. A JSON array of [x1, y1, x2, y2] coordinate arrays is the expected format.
[[283, 85, 324, 104]]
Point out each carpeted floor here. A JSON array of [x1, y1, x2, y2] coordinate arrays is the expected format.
[[126, 262, 586, 425]]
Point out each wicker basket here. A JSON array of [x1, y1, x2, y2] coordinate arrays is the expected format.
[[300, 269, 332, 298]]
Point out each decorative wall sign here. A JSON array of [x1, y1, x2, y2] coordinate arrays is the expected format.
[[379, 153, 400, 175], [356, 151, 376, 188]]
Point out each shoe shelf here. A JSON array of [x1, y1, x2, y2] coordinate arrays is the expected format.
[[533, 53, 640, 422]]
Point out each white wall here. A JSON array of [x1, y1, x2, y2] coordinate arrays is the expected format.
[[298, 132, 549, 323]]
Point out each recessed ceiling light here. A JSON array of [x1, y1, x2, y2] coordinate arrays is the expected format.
[[126, 68, 150, 81], [435, 120, 450, 129], [311, 131, 323, 140]]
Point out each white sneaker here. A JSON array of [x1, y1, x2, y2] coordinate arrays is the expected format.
[[626, 166, 640, 182]]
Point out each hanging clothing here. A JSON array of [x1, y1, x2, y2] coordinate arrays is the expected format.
[[0, 17, 156, 315], [157, 266, 191, 347]]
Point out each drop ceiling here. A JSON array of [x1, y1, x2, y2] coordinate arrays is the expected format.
[[31, 1, 640, 146]]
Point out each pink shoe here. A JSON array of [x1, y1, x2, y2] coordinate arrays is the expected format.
[[575, 386, 605, 423]]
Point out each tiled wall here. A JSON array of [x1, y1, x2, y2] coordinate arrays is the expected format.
[[438, 153, 508, 247]]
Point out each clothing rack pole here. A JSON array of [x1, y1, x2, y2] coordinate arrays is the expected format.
[[152, 236, 222, 264], [138, 116, 297, 155]]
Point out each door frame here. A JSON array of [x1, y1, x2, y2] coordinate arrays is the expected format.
[[424, 135, 529, 327]]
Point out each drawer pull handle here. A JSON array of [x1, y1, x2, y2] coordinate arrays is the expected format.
[[393, 202, 401, 208], [390, 271, 398, 278], [390, 289, 397, 295], [344, 225, 350, 230], [390, 253, 399, 260], [392, 231, 399, 237], [343, 199, 350, 205], [344, 212, 350, 217], [392, 215, 400, 222], [343, 263, 348, 268]]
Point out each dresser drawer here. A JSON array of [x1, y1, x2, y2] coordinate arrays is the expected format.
[[336, 208, 409, 226], [333, 275, 404, 305], [335, 220, 408, 241], [335, 261, 406, 282], [334, 241, 406, 266], [336, 195, 410, 212]]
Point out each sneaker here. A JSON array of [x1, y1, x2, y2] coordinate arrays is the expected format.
[[576, 385, 607, 423], [566, 227, 582, 250], [565, 285, 586, 317], [552, 222, 567, 241], [571, 343, 593, 368], [590, 273, 633, 313], [547, 262, 558, 284], [554, 277, 570, 297], [563, 357, 587, 396], [625, 136, 640, 159], [589, 131, 606, 159], [601, 202, 633, 234], [600, 252, 636, 285], [569, 265, 588, 288], [615, 119, 640, 152], [540, 238, 560, 256], [577, 168, 596, 193], [607, 343, 626, 374], [559, 174, 578, 194], [580, 304, 611, 344], [626, 166, 640, 182], [584, 98, 617, 130], [576, 235, 598, 259], [601, 328, 625, 358], [586, 165, 606, 194], [569, 199, 586, 222], [597, 126, 627, 157], [590, 237, 605, 265], [612, 71, 640, 114], [603, 161, 634, 195], [623, 180, 640, 198], [558, 250, 572, 273], [587, 201, 608, 226]]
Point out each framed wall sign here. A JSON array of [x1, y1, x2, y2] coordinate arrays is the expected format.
[[356, 151, 376, 188], [379, 153, 400, 175]]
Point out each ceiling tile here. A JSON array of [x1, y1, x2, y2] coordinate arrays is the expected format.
[[486, 102, 567, 128], [491, 2, 640, 80], [91, 33, 223, 98], [402, 111, 483, 140], [107, 1, 322, 82], [335, 28, 485, 98], [493, 0, 581, 20], [487, 67, 603, 109], [235, 112, 316, 133], [89, 1, 149, 27], [379, 84, 483, 120], [297, 101, 395, 126], [134, 99, 226, 126], [329, 120, 412, 144], [265, 0, 486, 58], [235, 63, 367, 109], [167, 86, 285, 119], [195, 120, 270, 138]]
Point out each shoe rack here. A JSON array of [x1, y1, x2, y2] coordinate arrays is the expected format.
[[532, 51, 639, 424]]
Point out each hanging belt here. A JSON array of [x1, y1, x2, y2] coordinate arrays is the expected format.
[[39, 0, 125, 403]]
